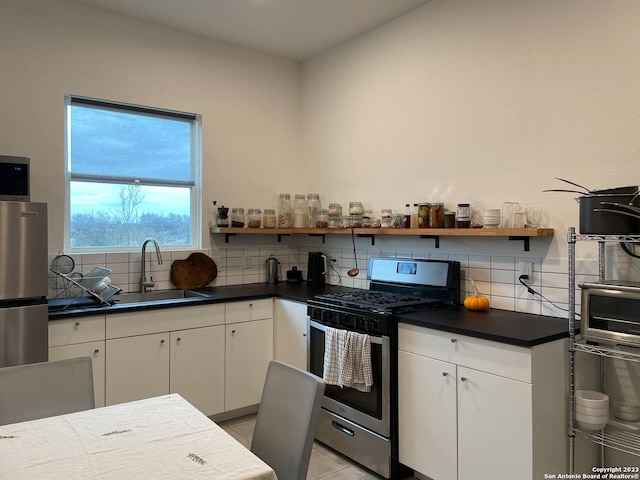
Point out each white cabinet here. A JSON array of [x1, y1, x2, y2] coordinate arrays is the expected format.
[[105, 304, 225, 413], [398, 323, 567, 480], [273, 298, 307, 370], [170, 325, 225, 416], [225, 300, 273, 411], [48, 315, 106, 407]]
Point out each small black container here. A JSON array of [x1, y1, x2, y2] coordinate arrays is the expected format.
[[286, 266, 303, 284]]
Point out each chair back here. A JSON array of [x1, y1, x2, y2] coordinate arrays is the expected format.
[[251, 360, 326, 480], [0, 356, 95, 426]]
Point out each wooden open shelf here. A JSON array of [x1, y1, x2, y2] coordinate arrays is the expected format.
[[210, 227, 554, 251]]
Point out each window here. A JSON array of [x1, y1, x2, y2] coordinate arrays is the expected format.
[[64, 95, 201, 251]]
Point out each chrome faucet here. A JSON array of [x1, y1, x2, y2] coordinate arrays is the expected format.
[[140, 238, 163, 292]]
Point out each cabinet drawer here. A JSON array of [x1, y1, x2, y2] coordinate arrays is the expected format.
[[106, 304, 225, 339], [225, 299, 273, 324], [398, 323, 532, 383], [49, 315, 105, 346]]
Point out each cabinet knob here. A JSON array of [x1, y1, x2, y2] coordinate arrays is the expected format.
[[94, 349, 99, 354], [231, 329, 236, 335], [450, 338, 457, 344], [303, 333, 307, 337], [160, 339, 165, 344], [249, 303, 253, 308], [75, 322, 80, 327], [442, 372, 448, 377], [460, 376, 468, 382], [177, 337, 181, 342]]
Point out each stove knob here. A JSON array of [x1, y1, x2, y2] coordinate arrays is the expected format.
[[355, 317, 366, 330], [367, 319, 379, 332], [338, 313, 349, 325]]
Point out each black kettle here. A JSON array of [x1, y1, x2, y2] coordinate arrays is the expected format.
[[307, 252, 327, 286]]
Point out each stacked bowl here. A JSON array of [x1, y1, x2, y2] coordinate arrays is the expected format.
[[575, 390, 609, 430], [482, 209, 501, 228], [612, 402, 640, 422]]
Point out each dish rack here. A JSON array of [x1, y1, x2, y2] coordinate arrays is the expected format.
[[49, 266, 120, 310]]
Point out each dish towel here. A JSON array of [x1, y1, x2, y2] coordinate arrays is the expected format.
[[323, 327, 373, 392]]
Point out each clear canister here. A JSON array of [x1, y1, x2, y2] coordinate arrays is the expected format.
[[263, 209, 276, 229], [278, 194, 292, 228], [417, 203, 431, 228], [456, 203, 471, 228], [430, 202, 445, 228], [381, 209, 393, 228], [363, 210, 373, 228], [247, 209, 262, 228], [307, 194, 321, 228], [315, 209, 329, 228], [293, 194, 308, 228], [231, 207, 245, 228], [328, 203, 342, 228], [349, 201, 364, 216]]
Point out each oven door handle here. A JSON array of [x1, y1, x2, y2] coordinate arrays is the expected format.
[[309, 320, 384, 345]]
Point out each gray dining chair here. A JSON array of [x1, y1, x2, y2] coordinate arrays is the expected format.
[[251, 360, 326, 480], [0, 356, 95, 426]]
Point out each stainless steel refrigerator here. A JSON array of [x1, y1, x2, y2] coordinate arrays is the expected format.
[[0, 201, 48, 367]]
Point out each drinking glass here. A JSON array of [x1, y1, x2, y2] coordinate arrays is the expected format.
[[525, 207, 541, 228], [501, 202, 521, 228]]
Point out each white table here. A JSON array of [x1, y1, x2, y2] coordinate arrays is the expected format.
[[0, 394, 277, 480]]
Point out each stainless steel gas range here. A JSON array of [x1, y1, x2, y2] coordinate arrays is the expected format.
[[307, 257, 460, 479]]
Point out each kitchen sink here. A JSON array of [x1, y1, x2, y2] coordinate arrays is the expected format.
[[110, 289, 209, 305], [49, 289, 209, 311]]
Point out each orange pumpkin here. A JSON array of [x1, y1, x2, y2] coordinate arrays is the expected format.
[[464, 278, 490, 311]]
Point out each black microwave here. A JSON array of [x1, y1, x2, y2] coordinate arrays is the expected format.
[[580, 281, 640, 347], [0, 155, 30, 201]]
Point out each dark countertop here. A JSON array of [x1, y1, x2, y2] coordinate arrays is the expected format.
[[49, 282, 569, 348]]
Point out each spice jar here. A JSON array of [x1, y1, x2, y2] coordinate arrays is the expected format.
[[456, 203, 471, 228], [381, 209, 393, 228], [362, 210, 373, 228], [349, 201, 364, 216], [263, 209, 276, 229], [328, 203, 342, 228], [278, 194, 292, 228], [307, 193, 321, 228], [430, 202, 445, 228], [417, 203, 431, 228], [247, 209, 262, 228], [315, 209, 329, 228], [444, 211, 456, 229], [231, 207, 245, 228]]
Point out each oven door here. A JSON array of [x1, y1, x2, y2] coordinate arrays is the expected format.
[[308, 319, 390, 437]]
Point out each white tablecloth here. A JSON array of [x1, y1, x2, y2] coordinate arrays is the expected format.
[[0, 394, 277, 480]]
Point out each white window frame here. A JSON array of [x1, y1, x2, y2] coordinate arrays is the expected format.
[[63, 95, 202, 253]]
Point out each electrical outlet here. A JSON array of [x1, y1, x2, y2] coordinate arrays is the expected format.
[[518, 261, 533, 283], [244, 255, 252, 268]]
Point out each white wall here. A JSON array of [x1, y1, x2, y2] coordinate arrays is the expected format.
[[0, 0, 302, 253], [301, 0, 640, 259]]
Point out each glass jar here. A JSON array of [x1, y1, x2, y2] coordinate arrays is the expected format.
[[349, 201, 364, 216], [362, 210, 373, 228], [392, 213, 404, 228], [247, 209, 262, 228], [307, 194, 321, 228], [456, 203, 471, 228], [263, 209, 277, 229], [328, 203, 342, 228], [231, 207, 245, 228], [278, 194, 292, 228], [417, 203, 431, 228], [381, 209, 393, 228], [293, 194, 307, 228], [430, 202, 445, 228], [444, 211, 456, 229], [315, 209, 329, 228]]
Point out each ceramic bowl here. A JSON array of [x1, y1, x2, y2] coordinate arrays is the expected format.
[[613, 402, 640, 422], [576, 403, 609, 417], [576, 411, 609, 430], [576, 390, 609, 409]]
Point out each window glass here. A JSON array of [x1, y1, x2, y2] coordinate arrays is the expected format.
[[65, 95, 201, 251]]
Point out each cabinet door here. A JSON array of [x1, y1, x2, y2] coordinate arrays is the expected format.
[[225, 299, 273, 324], [105, 333, 170, 406], [225, 318, 273, 411], [398, 350, 457, 479], [457, 366, 533, 480], [49, 341, 106, 408], [273, 299, 307, 370], [170, 325, 225, 416]]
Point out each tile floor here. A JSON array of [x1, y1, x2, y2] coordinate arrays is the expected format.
[[219, 414, 382, 479]]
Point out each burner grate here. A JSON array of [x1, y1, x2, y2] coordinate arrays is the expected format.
[[314, 290, 437, 313]]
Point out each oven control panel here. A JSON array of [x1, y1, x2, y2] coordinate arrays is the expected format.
[[307, 305, 389, 336]]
